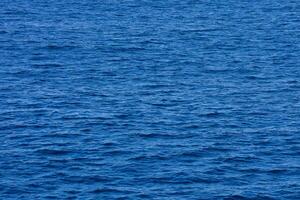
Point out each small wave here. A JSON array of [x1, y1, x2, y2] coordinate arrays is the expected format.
[[135, 132, 179, 139], [35, 149, 72, 156], [32, 63, 63, 68], [41, 45, 78, 51], [128, 154, 168, 161], [61, 175, 112, 184], [102, 150, 132, 156], [198, 111, 225, 118], [90, 188, 132, 194], [223, 194, 276, 200]]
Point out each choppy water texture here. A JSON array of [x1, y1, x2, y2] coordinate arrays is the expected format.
[[1, 0, 300, 199]]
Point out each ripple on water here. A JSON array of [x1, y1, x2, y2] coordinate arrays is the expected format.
[[1, 0, 300, 199]]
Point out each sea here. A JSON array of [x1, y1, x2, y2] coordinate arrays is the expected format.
[[0, 0, 299, 199]]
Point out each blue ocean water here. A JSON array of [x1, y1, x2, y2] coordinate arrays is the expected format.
[[0, 0, 300, 199]]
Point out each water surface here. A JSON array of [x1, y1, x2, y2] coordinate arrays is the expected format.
[[0, 0, 300, 199]]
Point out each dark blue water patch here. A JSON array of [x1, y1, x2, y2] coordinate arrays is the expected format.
[[1, 0, 300, 199]]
